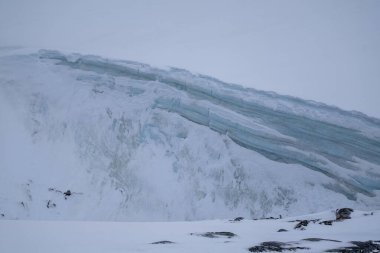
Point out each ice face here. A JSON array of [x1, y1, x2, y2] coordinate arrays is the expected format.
[[0, 50, 379, 221]]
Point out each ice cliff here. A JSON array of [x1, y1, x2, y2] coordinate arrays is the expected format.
[[0, 49, 379, 221]]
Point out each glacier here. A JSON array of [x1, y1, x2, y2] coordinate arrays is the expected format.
[[0, 49, 380, 221]]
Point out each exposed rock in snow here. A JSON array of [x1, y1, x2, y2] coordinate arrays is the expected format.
[[150, 240, 175, 245], [190, 231, 237, 239], [248, 241, 309, 252], [336, 208, 354, 220], [0, 209, 379, 253], [326, 240, 380, 253]]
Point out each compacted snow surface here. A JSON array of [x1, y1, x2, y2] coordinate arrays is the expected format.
[[1, 210, 379, 253]]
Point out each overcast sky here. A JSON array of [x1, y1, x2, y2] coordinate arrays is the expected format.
[[0, 0, 379, 118]]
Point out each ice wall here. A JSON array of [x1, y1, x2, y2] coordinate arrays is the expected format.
[[39, 50, 380, 198], [0, 50, 379, 221]]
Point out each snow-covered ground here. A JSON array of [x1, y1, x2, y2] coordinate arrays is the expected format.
[[1, 210, 379, 253]]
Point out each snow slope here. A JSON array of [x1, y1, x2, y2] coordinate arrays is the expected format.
[[0, 210, 379, 253], [0, 49, 380, 221]]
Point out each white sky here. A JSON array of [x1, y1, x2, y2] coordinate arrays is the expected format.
[[0, 0, 379, 118]]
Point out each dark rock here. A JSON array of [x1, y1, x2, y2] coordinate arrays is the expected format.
[[46, 200, 56, 208], [248, 241, 310, 252], [319, 220, 334, 226], [336, 208, 353, 221], [48, 187, 62, 193], [191, 231, 237, 238], [232, 217, 244, 222], [1, 214, 4, 217], [62, 189, 83, 199], [292, 219, 320, 230], [289, 219, 319, 223], [254, 216, 281, 221], [294, 220, 309, 230], [277, 229, 288, 232], [92, 88, 104, 94], [302, 238, 341, 242], [326, 240, 380, 253], [63, 190, 72, 199], [151, 240, 175, 244], [64, 190, 72, 196], [50, 188, 82, 199]]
